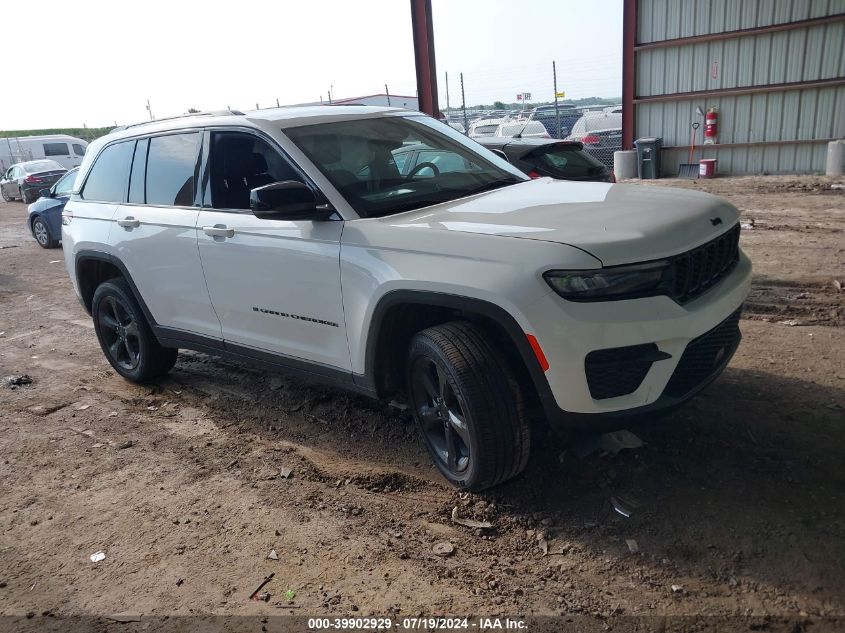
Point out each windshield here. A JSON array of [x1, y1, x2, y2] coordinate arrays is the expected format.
[[284, 115, 526, 218], [24, 160, 63, 173]]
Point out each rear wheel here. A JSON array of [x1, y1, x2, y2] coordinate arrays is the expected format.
[[31, 217, 58, 248], [406, 321, 531, 491], [20, 187, 32, 203], [92, 278, 178, 383]]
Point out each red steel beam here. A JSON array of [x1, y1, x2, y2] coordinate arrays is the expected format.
[[622, 0, 637, 149], [410, 0, 440, 117], [635, 13, 845, 51]]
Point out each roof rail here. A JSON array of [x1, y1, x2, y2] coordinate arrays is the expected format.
[[111, 110, 245, 133]]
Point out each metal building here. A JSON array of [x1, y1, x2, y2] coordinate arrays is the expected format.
[[623, 0, 845, 175]]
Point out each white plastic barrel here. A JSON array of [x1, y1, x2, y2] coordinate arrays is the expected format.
[[614, 150, 638, 180], [826, 140, 845, 177]]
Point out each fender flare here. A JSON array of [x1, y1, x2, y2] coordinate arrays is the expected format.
[[360, 289, 555, 409], [74, 250, 158, 325]]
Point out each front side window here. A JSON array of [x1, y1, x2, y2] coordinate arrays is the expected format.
[[43, 142, 69, 156], [285, 116, 525, 218], [145, 133, 199, 206], [80, 141, 133, 202], [53, 169, 78, 196], [207, 131, 304, 210], [72, 143, 86, 156]]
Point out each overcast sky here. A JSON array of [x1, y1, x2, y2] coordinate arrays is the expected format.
[[1, 0, 622, 130]]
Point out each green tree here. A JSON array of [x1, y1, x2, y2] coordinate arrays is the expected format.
[[493, 101, 506, 110]]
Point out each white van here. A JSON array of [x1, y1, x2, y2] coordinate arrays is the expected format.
[[0, 135, 88, 171]]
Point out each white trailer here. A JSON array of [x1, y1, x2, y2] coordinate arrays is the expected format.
[[1, 135, 88, 171]]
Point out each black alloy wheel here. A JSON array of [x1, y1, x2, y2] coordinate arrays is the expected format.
[[410, 355, 471, 474]]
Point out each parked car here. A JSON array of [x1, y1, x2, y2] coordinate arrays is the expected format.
[[468, 117, 506, 138], [62, 106, 750, 491], [529, 106, 583, 139], [1, 160, 67, 203], [493, 120, 550, 139], [566, 112, 623, 167], [476, 138, 612, 182], [27, 167, 78, 248], [1, 134, 88, 171]]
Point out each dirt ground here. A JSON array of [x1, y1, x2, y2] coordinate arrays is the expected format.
[[1, 175, 844, 629]]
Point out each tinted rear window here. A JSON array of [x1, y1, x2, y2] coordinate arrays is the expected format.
[[526, 145, 607, 178], [24, 160, 63, 173], [145, 133, 199, 206], [80, 142, 133, 202]]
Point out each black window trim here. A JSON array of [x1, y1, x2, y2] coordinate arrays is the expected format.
[[199, 125, 327, 215]]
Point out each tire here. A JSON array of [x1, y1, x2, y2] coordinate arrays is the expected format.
[[1, 187, 10, 202], [20, 187, 31, 204], [31, 217, 58, 248], [92, 278, 178, 383], [406, 321, 531, 491]]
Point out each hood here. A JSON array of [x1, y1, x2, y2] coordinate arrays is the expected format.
[[382, 179, 740, 266]]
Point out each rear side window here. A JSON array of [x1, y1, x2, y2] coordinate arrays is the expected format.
[[128, 138, 149, 204], [145, 133, 199, 206], [43, 142, 69, 156], [80, 141, 134, 202], [72, 143, 86, 156]]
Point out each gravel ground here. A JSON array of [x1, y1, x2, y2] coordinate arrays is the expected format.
[[0, 175, 843, 630]]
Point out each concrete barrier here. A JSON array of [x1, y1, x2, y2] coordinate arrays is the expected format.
[[614, 150, 638, 180], [826, 140, 845, 177]]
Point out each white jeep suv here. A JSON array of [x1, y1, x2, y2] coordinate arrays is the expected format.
[[62, 106, 751, 490]]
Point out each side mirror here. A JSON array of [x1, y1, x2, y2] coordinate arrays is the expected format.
[[250, 181, 334, 221], [39, 187, 52, 198]]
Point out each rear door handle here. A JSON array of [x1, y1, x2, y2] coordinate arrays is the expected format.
[[117, 217, 140, 228], [203, 225, 235, 238]]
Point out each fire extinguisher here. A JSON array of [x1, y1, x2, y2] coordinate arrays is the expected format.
[[704, 107, 718, 144]]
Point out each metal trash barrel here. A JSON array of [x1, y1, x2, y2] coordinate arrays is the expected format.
[[634, 137, 662, 179]]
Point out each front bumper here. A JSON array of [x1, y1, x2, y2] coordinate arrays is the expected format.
[[524, 250, 751, 425]]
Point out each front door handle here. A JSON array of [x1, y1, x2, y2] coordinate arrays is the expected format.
[[117, 217, 140, 228], [203, 225, 235, 238]]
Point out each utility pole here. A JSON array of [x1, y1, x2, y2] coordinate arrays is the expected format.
[[553, 61, 561, 139], [276, 97, 280, 107], [445, 71, 450, 116], [460, 72, 468, 134], [385, 84, 391, 106], [146, 99, 154, 121]]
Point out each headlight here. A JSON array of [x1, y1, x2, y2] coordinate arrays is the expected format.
[[544, 261, 672, 301]]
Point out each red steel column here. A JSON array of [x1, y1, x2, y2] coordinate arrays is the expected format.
[[410, 0, 440, 117], [622, 0, 637, 150]]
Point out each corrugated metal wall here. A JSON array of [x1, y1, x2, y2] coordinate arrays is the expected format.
[[633, 0, 845, 174]]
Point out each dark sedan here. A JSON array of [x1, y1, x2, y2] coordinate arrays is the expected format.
[[27, 167, 78, 248], [1, 160, 67, 204], [476, 137, 613, 182]]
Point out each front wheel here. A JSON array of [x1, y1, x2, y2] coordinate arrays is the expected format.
[[92, 278, 178, 382], [1, 187, 10, 202], [406, 321, 531, 491]]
